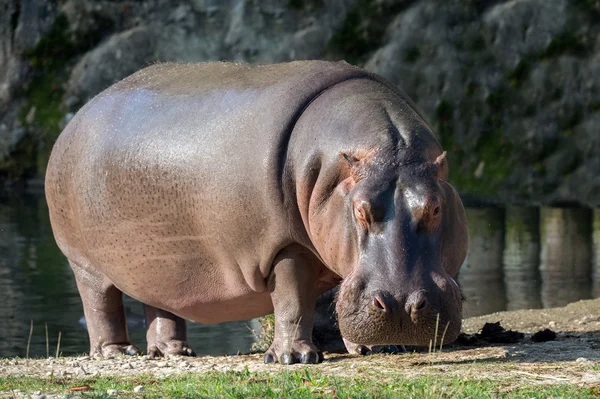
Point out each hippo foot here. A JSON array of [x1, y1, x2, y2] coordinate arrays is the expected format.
[[147, 342, 196, 358], [97, 343, 141, 357], [264, 340, 323, 365]]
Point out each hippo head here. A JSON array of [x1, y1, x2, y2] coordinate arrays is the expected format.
[[329, 148, 468, 347], [303, 147, 468, 348], [295, 79, 469, 348]]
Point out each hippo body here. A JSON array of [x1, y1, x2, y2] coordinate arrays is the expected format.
[[46, 61, 468, 363]]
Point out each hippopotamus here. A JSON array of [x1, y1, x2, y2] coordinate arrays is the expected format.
[[45, 60, 468, 364]]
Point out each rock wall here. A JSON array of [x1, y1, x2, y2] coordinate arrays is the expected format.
[[1, 0, 599, 206], [366, 0, 600, 206]]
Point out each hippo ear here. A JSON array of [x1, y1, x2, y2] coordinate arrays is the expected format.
[[439, 181, 468, 278], [434, 151, 449, 181]]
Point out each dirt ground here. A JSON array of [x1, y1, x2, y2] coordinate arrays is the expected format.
[[1, 298, 599, 387]]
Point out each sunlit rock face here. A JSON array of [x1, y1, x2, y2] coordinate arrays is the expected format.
[[365, 0, 600, 208], [1, 0, 600, 207]]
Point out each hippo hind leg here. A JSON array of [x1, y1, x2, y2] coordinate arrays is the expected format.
[[70, 261, 141, 357], [144, 305, 195, 358]]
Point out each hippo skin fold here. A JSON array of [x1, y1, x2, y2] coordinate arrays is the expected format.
[[45, 61, 468, 364]]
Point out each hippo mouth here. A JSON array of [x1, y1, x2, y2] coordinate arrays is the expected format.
[[335, 274, 463, 347]]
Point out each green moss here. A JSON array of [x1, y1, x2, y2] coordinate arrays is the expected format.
[[435, 100, 454, 139], [435, 100, 453, 121], [0, 134, 38, 180], [403, 46, 421, 63], [436, 92, 515, 197], [469, 35, 486, 52], [7, 11, 114, 179], [20, 76, 65, 176], [288, 0, 324, 11], [483, 87, 511, 133], [559, 108, 583, 131], [456, 30, 487, 53], [326, 0, 408, 64], [523, 104, 536, 117], [539, 31, 590, 59], [474, 130, 512, 191], [507, 60, 531, 88], [464, 82, 479, 97], [24, 13, 113, 71], [485, 87, 509, 110]]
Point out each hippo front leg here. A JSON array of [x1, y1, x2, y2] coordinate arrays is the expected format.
[[264, 250, 323, 365]]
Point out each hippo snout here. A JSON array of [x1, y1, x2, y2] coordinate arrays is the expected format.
[[336, 275, 463, 347]]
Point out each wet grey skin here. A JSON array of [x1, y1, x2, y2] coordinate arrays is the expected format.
[[45, 61, 468, 365]]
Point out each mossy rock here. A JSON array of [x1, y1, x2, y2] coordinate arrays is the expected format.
[[326, 0, 411, 65]]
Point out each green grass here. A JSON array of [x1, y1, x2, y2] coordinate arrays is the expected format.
[[0, 369, 597, 398]]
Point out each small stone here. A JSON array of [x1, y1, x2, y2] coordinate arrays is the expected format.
[[107, 389, 119, 396], [79, 356, 90, 361], [548, 321, 556, 328], [576, 357, 589, 363], [156, 361, 168, 368], [134, 386, 144, 393], [582, 373, 600, 383], [31, 395, 46, 399], [474, 161, 485, 178]]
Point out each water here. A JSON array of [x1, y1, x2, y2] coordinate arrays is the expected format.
[[459, 206, 599, 318], [1, 192, 598, 358]]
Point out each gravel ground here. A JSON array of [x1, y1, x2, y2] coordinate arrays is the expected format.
[[2, 298, 600, 398]]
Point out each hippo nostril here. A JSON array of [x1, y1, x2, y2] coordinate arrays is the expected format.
[[373, 295, 386, 311], [406, 291, 429, 319], [414, 296, 427, 311]]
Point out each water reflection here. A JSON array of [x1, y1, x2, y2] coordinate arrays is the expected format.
[[539, 207, 592, 308], [1, 192, 598, 357], [458, 207, 506, 317], [458, 205, 598, 317], [503, 207, 541, 310], [593, 209, 600, 298]]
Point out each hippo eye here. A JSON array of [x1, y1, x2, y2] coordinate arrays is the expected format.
[[353, 200, 371, 228], [354, 206, 365, 221], [418, 197, 442, 233]]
